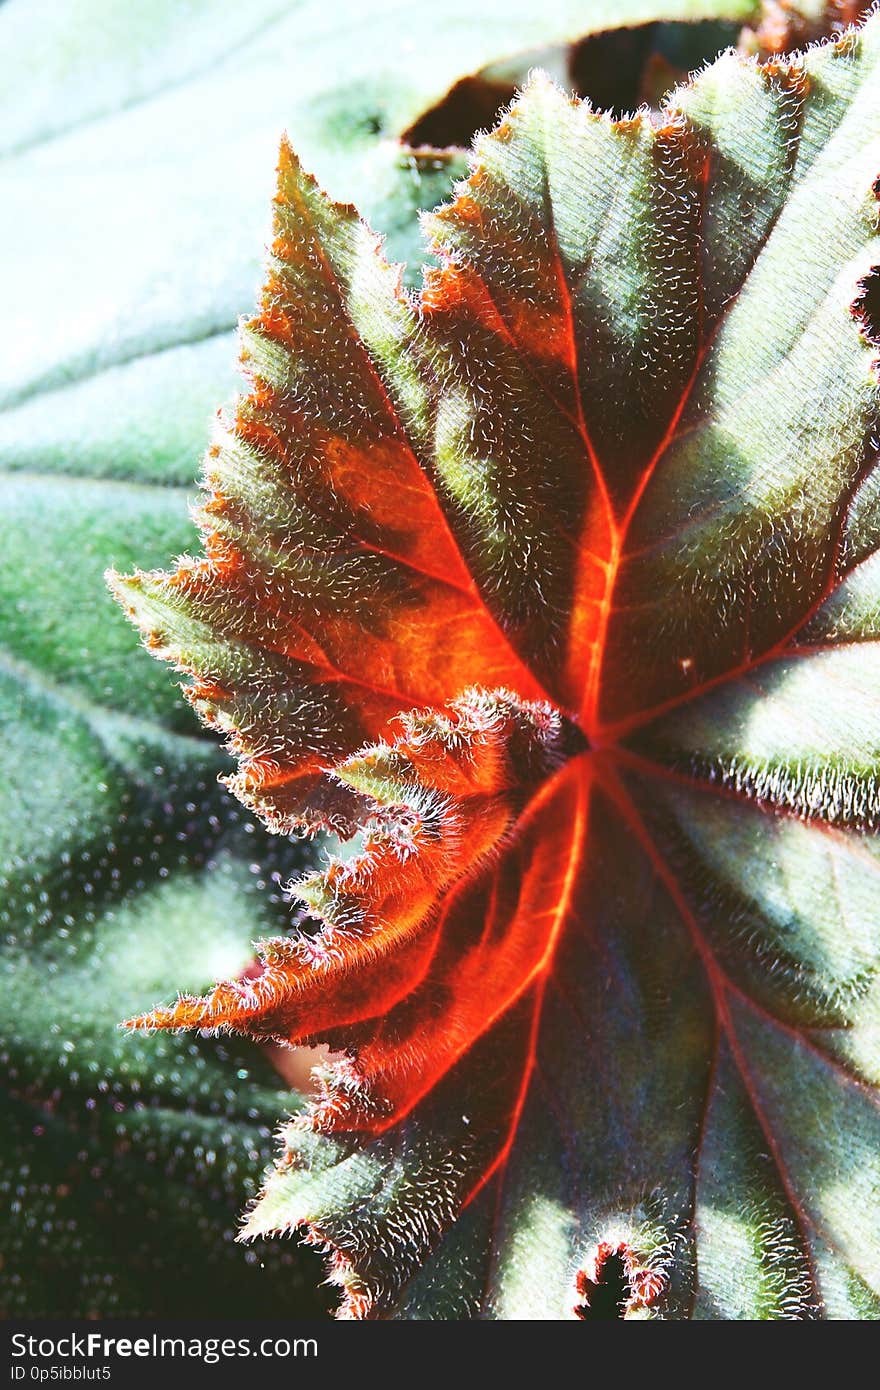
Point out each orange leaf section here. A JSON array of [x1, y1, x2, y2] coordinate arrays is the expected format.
[[109, 140, 542, 836], [127, 688, 588, 1130], [418, 254, 616, 716]]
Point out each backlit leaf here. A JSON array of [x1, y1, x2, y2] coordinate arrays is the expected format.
[[114, 15, 880, 1319], [6, 1, 760, 1315]]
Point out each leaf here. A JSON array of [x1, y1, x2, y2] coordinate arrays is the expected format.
[[740, 1, 874, 56], [0, 650, 329, 1315], [0, 0, 755, 432], [2, 2, 758, 1316], [112, 14, 880, 1319], [1, 1090, 328, 1319]]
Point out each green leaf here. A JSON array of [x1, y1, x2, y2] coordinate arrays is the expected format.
[[0, 653, 325, 1314]]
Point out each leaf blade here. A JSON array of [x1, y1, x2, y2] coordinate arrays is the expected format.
[[110, 15, 880, 1318]]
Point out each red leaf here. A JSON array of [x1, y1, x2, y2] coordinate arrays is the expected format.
[[110, 22, 880, 1318]]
